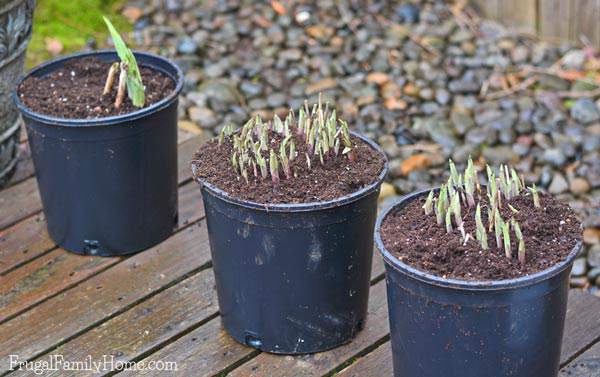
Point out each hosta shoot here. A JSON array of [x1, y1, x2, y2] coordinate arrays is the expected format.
[[103, 17, 145, 108]]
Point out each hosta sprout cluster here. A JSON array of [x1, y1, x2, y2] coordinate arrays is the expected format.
[[218, 95, 355, 186], [423, 158, 542, 263]]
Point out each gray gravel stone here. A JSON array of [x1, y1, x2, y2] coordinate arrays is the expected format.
[[548, 173, 569, 194], [572, 258, 588, 277], [571, 98, 600, 124]]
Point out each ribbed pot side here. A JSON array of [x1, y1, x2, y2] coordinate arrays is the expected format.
[[0, 0, 34, 186]]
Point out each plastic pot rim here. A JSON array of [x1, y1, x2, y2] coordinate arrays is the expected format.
[[193, 131, 389, 212], [375, 188, 583, 292], [12, 50, 184, 127]]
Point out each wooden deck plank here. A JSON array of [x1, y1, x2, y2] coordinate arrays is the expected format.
[[16, 269, 219, 377], [561, 290, 600, 364], [0, 181, 203, 325], [121, 317, 258, 377], [337, 342, 391, 377], [0, 133, 208, 233], [371, 252, 384, 282], [0, 178, 41, 231], [0, 219, 211, 372], [0, 251, 120, 324], [560, 340, 600, 376], [0, 213, 52, 275], [6, 142, 34, 188], [334, 289, 600, 377], [0, 134, 207, 273], [227, 281, 388, 377]]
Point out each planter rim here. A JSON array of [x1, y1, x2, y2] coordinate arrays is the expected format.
[[193, 131, 389, 212], [12, 50, 183, 127], [375, 187, 582, 291]]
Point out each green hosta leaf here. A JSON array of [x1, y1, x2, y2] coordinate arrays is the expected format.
[[103, 16, 145, 108]]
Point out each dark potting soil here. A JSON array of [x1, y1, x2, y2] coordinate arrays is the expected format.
[[191, 130, 386, 204], [17, 57, 175, 119], [380, 192, 581, 281]]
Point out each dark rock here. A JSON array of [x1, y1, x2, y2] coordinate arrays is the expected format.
[[396, 4, 420, 23], [571, 98, 600, 124]]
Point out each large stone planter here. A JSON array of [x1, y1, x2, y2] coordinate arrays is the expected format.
[[0, 0, 34, 186]]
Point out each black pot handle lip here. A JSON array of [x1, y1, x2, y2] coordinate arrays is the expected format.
[[375, 187, 583, 292], [191, 131, 390, 213], [12, 49, 184, 127]]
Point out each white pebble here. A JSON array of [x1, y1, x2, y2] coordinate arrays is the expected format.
[[295, 11, 310, 23]]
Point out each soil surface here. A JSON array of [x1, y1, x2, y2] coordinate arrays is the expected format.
[[191, 130, 386, 204], [380, 191, 582, 281], [18, 57, 175, 119]]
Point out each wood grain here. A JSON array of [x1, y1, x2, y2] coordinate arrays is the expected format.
[[473, 0, 536, 32], [471, 0, 499, 20], [560, 340, 600, 376], [122, 317, 257, 377], [0, 250, 120, 324], [0, 220, 211, 371], [0, 177, 41, 230], [18, 269, 219, 377], [539, 0, 572, 41], [337, 342, 392, 377], [371, 252, 385, 282], [473, 0, 600, 46], [497, 0, 536, 33], [0, 213, 52, 275], [569, 0, 600, 46], [0, 181, 204, 324], [561, 289, 600, 364], [5, 142, 34, 188]]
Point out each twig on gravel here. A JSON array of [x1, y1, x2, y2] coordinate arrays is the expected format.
[[406, 34, 440, 57], [535, 87, 600, 99], [484, 75, 538, 100], [448, 0, 478, 34], [375, 15, 440, 57], [398, 143, 442, 153]]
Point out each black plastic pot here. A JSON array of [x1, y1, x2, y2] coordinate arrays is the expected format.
[[13, 51, 183, 256], [193, 133, 388, 354], [375, 189, 582, 377]]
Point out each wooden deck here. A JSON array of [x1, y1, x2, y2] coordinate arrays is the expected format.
[[2, 132, 600, 376]]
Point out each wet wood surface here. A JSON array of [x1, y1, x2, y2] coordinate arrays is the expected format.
[[1, 133, 600, 376]]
